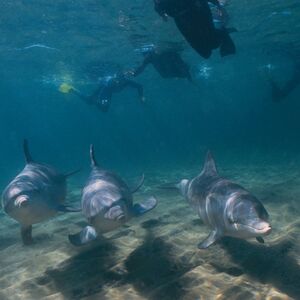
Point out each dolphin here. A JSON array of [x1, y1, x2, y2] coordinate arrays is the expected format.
[[2, 140, 80, 245], [68, 145, 157, 246], [164, 151, 271, 249]]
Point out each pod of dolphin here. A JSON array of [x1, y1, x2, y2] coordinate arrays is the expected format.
[[1, 140, 271, 249]]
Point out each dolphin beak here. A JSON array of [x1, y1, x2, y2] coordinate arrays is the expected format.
[[256, 221, 272, 235], [263, 225, 272, 235]]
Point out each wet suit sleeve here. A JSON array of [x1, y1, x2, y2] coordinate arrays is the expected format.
[[70, 87, 102, 105], [126, 80, 144, 101], [134, 55, 152, 77], [70, 88, 93, 105]]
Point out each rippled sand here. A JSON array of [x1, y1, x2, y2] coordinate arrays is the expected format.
[[0, 164, 299, 300]]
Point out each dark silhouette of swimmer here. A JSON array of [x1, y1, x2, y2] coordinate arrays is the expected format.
[[270, 64, 300, 102], [132, 44, 193, 82], [69, 72, 145, 112], [153, 0, 236, 59]]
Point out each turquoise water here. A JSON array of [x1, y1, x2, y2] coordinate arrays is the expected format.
[[0, 1, 300, 299]]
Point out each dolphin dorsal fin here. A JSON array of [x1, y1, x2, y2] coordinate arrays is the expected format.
[[90, 144, 98, 167], [201, 151, 218, 176], [23, 139, 33, 163]]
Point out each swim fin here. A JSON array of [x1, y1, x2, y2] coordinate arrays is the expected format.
[[219, 31, 236, 57], [132, 196, 158, 216]]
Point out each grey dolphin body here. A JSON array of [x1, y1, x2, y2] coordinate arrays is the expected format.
[[2, 140, 79, 245], [175, 152, 271, 249], [68, 145, 157, 246]]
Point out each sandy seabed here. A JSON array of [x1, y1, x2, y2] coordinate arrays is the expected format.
[[0, 164, 299, 300]]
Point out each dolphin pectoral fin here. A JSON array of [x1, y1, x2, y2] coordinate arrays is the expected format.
[[130, 174, 145, 194], [132, 196, 158, 216], [198, 230, 221, 249], [256, 237, 265, 244], [56, 204, 81, 212], [68, 226, 97, 246], [21, 225, 33, 245], [64, 169, 81, 178]]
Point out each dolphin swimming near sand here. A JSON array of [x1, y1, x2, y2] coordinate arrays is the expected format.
[[163, 151, 271, 249], [2, 140, 80, 245], [68, 145, 157, 246]]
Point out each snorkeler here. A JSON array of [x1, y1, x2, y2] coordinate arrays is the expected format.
[[153, 0, 236, 59], [270, 63, 300, 102], [59, 71, 145, 112], [132, 44, 193, 82]]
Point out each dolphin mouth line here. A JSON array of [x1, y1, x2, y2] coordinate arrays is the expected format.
[[235, 222, 272, 233], [116, 214, 126, 221]]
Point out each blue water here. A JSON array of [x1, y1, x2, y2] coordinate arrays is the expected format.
[[0, 1, 300, 299]]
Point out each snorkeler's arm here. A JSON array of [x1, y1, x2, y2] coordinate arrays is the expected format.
[[70, 86, 102, 105], [126, 80, 145, 102], [69, 88, 87, 100], [133, 55, 151, 77]]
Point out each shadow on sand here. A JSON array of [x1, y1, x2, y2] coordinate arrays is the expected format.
[[33, 239, 120, 299], [31, 229, 195, 300], [220, 237, 300, 299], [123, 230, 191, 300]]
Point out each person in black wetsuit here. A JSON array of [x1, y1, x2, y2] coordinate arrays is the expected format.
[[153, 0, 236, 59], [69, 71, 145, 112], [132, 44, 193, 82], [270, 63, 300, 102]]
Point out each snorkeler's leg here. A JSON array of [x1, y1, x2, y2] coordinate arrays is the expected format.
[[270, 80, 286, 102], [127, 80, 145, 103], [219, 29, 236, 57]]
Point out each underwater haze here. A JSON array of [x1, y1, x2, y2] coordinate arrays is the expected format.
[[0, 0, 300, 299]]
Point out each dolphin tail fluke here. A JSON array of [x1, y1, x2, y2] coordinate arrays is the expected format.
[[131, 174, 145, 194], [132, 196, 157, 216], [68, 226, 97, 246], [23, 139, 33, 163], [90, 144, 98, 167], [201, 151, 218, 176], [198, 230, 221, 249], [21, 224, 33, 245]]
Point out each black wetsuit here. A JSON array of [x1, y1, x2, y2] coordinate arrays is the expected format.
[[154, 0, 235, 58], [134, 48, 192, 81], [73, 75, 144, 112], [271, 65, 300, 102]]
